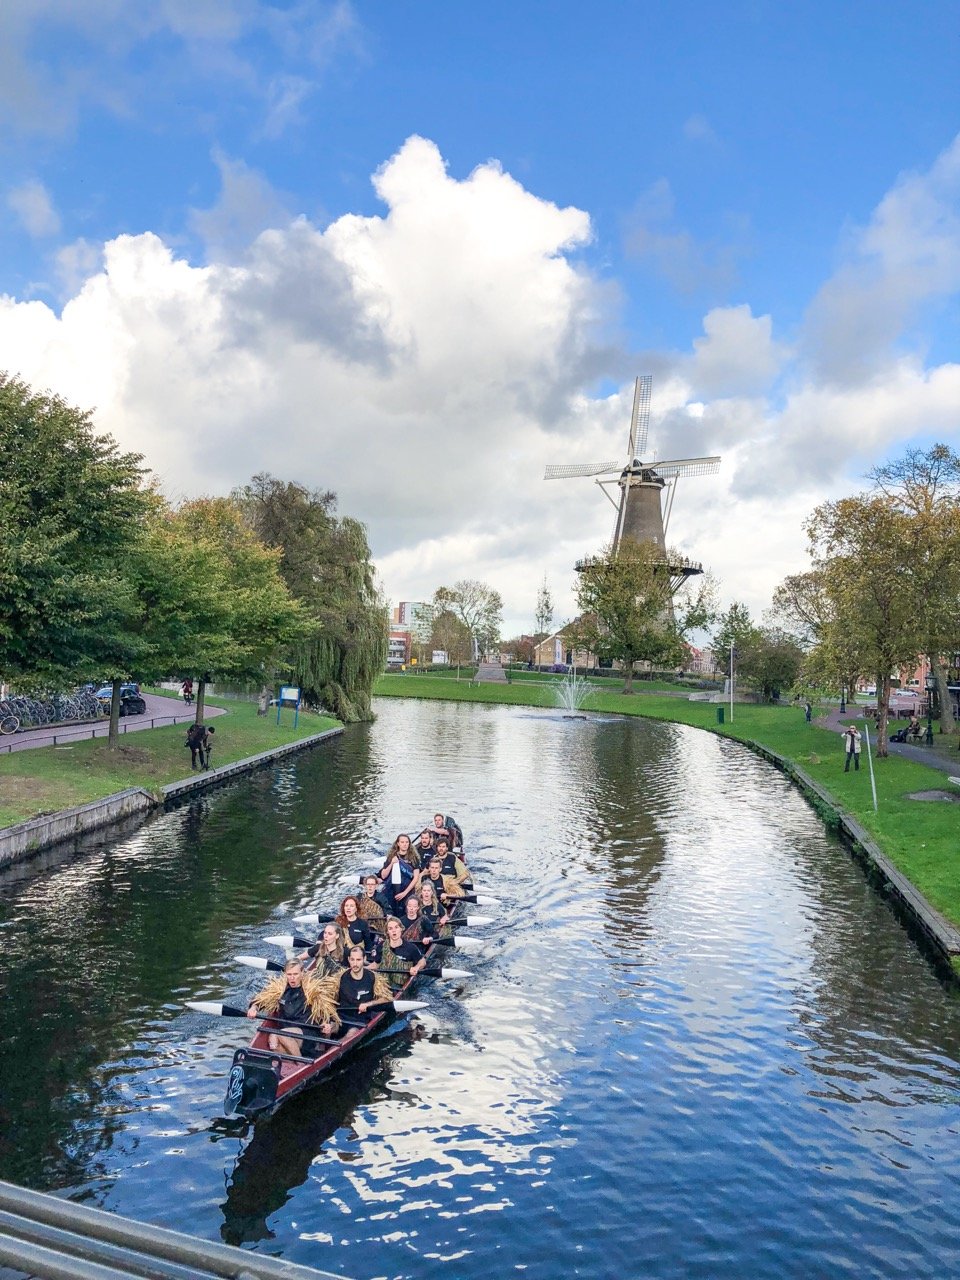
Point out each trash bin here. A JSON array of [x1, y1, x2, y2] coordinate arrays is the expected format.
[[717, 705, 725, 724]]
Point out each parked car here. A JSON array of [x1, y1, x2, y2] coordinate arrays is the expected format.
[[94, 684, 146, 716]]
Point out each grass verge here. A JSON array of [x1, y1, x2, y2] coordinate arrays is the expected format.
[[0, 696, 339, 828], [375, 673, 960, 934]]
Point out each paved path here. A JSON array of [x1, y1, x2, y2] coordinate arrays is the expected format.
[[0, 694, 226, 755], [817, 704, 960, 782], [473, 662, 508, 683]]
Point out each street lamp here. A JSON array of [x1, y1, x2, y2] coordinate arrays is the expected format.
[[839, 684, 847, 714], [925, 672, 937, 746]]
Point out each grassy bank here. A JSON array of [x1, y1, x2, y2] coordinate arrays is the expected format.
[[0, 696, 339, 828], [375, 673, 960, 934]]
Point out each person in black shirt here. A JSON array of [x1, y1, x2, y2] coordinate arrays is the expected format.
[[418, 879, 452, 939], [245, 958, 336, 1057], [335, 895, 376, 958], [380, 916, 427, 992], [334, 945, 394, 1022], [414, 830, 436, 863]]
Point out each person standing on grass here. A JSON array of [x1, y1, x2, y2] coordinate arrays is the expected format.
[[804, 701, 812, 723], [843, 724, 862, 772], [185, 721, 205, 770], [200, 724, 215, 770]]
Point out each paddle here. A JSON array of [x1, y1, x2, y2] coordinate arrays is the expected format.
[[235, 953, 471, 980], [292, 911, 494, 929], [186, 998, 427, 1021], [264, 931, 483, 955]]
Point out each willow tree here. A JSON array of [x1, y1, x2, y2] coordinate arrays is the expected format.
[[235, 474, 386, 722]]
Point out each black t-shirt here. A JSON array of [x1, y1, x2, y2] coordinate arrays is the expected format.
[[277, 984, 308, 1024], [390, 940, 424, 963], [338, 969, 378, 1010], [342, 917, 373, 950]]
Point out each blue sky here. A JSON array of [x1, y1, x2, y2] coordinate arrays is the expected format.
[[2, 2, 959, 631]]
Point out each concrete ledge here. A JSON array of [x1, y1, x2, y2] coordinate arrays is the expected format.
[[162, 727, 344, 804], [0, 788, 154, 868], [733, 734, 960, 965], [0, 727, 344, 869]]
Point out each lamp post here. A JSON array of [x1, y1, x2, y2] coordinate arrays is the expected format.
[[839, 684, 847, 714], [925, 672, 936, 746]]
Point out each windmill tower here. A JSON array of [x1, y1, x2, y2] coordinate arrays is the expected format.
[[544, 376, 719, 588]]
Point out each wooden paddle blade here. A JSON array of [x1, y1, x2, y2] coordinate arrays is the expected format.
[[234, 955, 284, 972], [392, 999, 429, 1013]]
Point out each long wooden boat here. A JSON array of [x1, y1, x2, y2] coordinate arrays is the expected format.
[[220, 892, 473, 1121]]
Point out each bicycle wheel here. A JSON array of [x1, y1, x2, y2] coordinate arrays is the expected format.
[[0, 714, 20, 735]]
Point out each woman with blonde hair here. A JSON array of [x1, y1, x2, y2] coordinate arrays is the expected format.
[[304, 921, 347, 976]]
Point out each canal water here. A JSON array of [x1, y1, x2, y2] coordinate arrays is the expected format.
[[1, 699, 959, 1279]]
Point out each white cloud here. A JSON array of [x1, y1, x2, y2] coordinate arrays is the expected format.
[[7, 179, 60, 237], [802, 135, 960, 384], [0, 0, 361, 137], [189, 151, 293, 262], [682, 114, 720, 147], [623, 178, 743, 295], [0, 133, 957, 635]]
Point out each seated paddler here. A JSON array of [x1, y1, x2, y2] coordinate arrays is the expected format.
[[245, 957, 339, 1058], [333, 944, 395, 1023], [379, 916, 428, 991]]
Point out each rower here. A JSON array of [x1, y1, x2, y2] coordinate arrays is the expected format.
[[336, 894, 376, 959], [429, 812, 464, 851], [414, 829, 436, 863], [245, 957, 337, 1057], [380, 916, 427, 992], [421, 853, 464, 906], [333, 944, 394, 1023], [434, 837, 471, 889], [379, 833, 420, 911], [419, 878, 453, 939], [304, 922, 347, 976], [401, 894, 427, 944]]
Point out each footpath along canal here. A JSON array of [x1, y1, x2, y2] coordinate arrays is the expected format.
[[0, 698, 959, 1279]]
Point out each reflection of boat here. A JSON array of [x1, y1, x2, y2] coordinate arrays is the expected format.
[[223, 898, 471, 1121], [220, 1036, 414, 1246]]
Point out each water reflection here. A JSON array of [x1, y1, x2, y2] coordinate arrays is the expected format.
[[0, 700, 959, 1278]]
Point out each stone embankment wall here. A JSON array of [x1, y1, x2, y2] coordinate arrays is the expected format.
[[0, 727, 343, 869]]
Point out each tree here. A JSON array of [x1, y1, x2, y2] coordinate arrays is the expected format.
[[738, 627, 805, 701], [433, 580, 503, 659], [234, 474, 386, 722], [712, 602, 757, 667], [0, 373, 151, 690], [573, 539, 716, 693], [166, 499, 306, 722], [870, 444, 960, 733], [534, 576, 554, 653], [805, 494, 923, 756], [431, 610, 473, 666]]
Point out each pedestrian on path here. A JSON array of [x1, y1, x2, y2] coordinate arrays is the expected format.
[[843, 724, 862, 772]]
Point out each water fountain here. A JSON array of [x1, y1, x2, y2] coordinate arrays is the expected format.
[[553, 671, 596, 716]]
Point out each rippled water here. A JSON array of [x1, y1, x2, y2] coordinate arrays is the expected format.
[[1, 699, 960, 1279]]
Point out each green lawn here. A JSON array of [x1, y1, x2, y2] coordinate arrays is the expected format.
[[375, 674, 960, 939], [0, 696, 339, 828]]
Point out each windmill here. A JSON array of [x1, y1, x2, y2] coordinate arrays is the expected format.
[[544, 375, 719, 586]]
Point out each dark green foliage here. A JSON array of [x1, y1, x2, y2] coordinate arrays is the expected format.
[[235, 474, 387, 721], [0, 372, 151, 688]]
